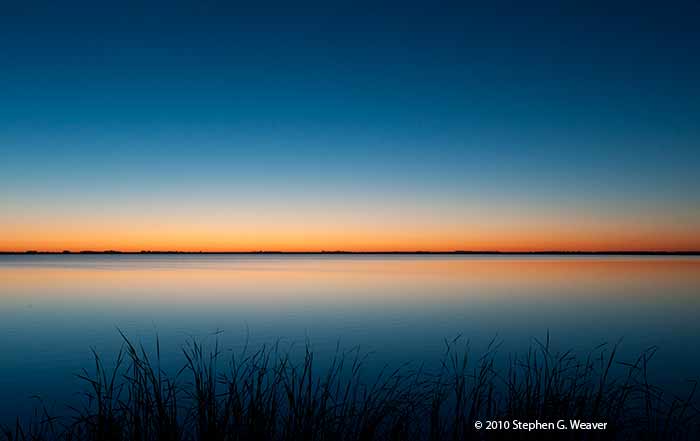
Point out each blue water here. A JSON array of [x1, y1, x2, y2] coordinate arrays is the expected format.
[[1, 255, 699, 422]]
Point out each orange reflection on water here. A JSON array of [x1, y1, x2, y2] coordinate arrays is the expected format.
[[1, 257, 698, 309]]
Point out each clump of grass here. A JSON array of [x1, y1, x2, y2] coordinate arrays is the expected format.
[[3, 332, 698, 440]]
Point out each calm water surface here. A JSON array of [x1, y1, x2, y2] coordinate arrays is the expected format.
[[1, 255, 699, 421]]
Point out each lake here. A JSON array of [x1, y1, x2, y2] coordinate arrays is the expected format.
[[1, 254, 699, 422]]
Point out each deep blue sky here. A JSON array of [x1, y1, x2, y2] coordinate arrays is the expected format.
[[1, 1, 699, 251]]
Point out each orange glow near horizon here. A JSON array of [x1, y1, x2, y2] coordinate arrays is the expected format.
[[1, 217, 698, 253], [3, 174, 699, 253]]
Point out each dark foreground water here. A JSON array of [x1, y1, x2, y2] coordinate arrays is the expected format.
[[1, 255, 699, 422]]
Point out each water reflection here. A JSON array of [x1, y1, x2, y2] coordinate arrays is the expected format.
[[0, 255, 698, 421]]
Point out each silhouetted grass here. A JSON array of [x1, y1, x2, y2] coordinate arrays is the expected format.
[[3, 332, 698, 440]]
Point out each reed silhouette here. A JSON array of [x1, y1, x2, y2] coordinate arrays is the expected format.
[[3, 332, 698, 441]]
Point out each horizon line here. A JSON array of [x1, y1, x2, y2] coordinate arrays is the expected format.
[[2, 250, 700, 256]]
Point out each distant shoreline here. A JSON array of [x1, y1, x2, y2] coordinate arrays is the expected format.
[[1, 250, 699, 256]]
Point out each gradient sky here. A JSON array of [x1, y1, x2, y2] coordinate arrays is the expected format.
[[1, 1, 699, 252]]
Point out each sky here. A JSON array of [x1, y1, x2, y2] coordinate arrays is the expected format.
[[1, 1, 699, 252]]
